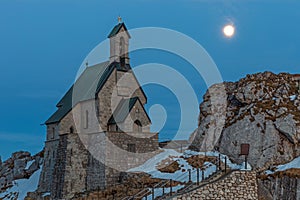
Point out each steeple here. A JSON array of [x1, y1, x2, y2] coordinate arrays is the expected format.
[[108, 19, 131, 66]]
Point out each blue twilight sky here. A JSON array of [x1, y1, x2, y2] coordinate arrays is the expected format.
[[0, 0, 299, 160]]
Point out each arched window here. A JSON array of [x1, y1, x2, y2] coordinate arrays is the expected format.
[[50, 127, 55, 139], [133, 120, 142, 133], [119, 37, 125, 56], [84, 110, 89, 129], [119, 37, 126, 67], [70, 126, 74, 134]]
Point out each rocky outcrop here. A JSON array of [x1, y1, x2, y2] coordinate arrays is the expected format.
[[191, 72, 300, 169], [0, 150, 44, 192], [258, 176, 300, 200]]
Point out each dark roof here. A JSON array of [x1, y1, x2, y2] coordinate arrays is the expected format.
[[46, 61, 148, 125], [95, 62, 131, 94], [46, 61, 110, 124], [108, 97, 138, 124], [108, 97, 151, 125], [107, 23, 130, 38]]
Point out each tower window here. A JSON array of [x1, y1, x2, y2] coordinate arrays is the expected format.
[[70, 126, 74, 134], [120, 37, 126, 67]]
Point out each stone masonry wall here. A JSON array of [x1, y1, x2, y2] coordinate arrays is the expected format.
[[37, 123, 59, 193], [119, 99, 151, 133], [105, 132, 159, 185], [51, 132, 91, 200], [51, 134, 68, 199], [98, 68, 147, 132], [174, 171, 258, 200]]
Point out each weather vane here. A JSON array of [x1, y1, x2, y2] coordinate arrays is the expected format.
[[118, 16, 122, 23]]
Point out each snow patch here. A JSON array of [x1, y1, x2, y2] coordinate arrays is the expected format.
[[289, 95, 297, 101], [25, 160, 35, 170], [128, 149, 252, 183], [42, 192, 51, 197], [265, 156, 300, 175]]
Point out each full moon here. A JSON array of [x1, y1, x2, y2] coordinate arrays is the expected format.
[[223, 25, 235, 37]]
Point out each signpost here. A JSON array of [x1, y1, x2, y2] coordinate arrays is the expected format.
[[240, 144, 250, 170]]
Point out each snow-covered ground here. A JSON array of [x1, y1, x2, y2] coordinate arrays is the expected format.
[[266, 156, 300, 174], [128, 149, 251, 183], [0, 167, 41, 200], [184, 150, 252, 171]]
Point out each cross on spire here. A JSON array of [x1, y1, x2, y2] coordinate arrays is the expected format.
[[118, 16, 122, 23]]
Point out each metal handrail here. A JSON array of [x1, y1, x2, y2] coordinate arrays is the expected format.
[[121, 154, 228, 200]]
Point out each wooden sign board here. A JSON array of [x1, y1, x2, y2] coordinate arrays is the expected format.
[[240, 144, 250, 156]]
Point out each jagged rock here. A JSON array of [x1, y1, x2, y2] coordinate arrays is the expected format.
[[191, 72, 300, 169], [274, 114, 297, 143], [0, 150, 44, 193], [190, 72, 300, 200]]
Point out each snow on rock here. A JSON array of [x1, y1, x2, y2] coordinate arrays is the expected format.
[[128, 149, 181, 173], [265, 156, 300, 175], [275, 156, 300, 172], [289, 95, 297, 101], [0, 167, 42, 200], [25, 160, 35, 170], [184, 150, 252, 171], [42, 192, 51, 197]]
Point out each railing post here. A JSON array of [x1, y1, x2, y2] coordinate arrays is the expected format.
[[225, 157, 227, 173], [162, 186, 165, 195], [188, 169, 191, 182], [202, 170, 205, 181], [218, 154, 221, 170], [197, 168, 200, 185], [152, 187, 155, 200], [245, 156, 248, 170], [145, 194, 147, 200], [170, 179, 173, 196]]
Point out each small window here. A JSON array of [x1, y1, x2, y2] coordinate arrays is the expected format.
[[108, 124, 120, 132], [70, 126, 74, 134], [50, 127, 55, 139], [127, 144, 136, 153]]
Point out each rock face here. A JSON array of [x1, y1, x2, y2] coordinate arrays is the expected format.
[[191, 72, 300, 169], [0, 150, 43, 192]]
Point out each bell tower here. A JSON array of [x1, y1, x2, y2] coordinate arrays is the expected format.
[[108, 17, 131, 66]]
